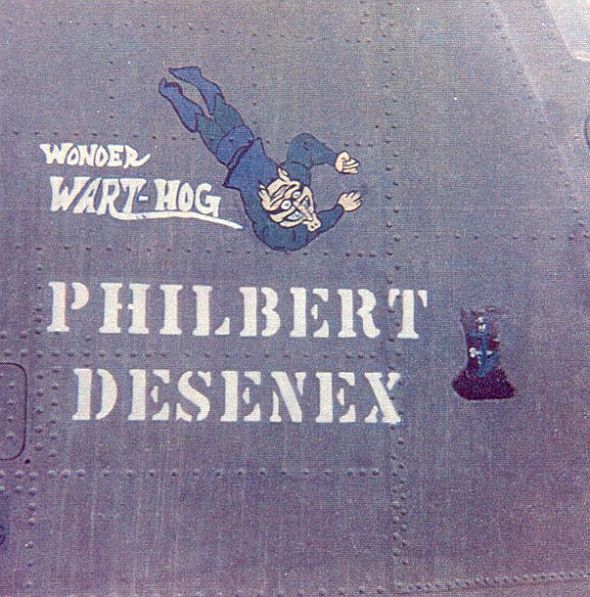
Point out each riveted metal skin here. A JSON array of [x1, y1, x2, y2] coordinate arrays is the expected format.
[[1, 0, 590, 595], [0, 365, 27, 461]]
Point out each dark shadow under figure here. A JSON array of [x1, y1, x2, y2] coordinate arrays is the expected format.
[[159, 66, 362, 252]]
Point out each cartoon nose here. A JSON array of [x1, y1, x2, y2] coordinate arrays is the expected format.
[[297, 202, 313, 221]]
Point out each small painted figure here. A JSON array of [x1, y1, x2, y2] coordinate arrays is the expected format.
[[453, 308, 515, 401], [159, 66, 362, 252]]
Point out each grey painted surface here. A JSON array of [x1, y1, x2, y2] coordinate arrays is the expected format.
[[0, 0, 589, 595]]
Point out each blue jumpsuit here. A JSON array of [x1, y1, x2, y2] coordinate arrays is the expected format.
[[160, 69, 344, 252]]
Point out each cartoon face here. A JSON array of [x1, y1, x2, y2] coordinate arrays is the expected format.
[[258, 168, 321, 232], [476, 316, 487, 332]]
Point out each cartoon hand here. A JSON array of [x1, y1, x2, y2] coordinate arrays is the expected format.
[[335, 151, 360, 174], [338, 191, 362, 212]]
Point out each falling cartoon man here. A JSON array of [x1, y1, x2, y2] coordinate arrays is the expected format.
[[159, 66, 362, 252]]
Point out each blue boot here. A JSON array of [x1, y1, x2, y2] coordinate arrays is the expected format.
[[159, 78, 203, 132], [169, 66, 224, 114]]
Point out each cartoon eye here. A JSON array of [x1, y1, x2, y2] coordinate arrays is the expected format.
[[281, 200, 292, 210], [292, 190, 302, 199]]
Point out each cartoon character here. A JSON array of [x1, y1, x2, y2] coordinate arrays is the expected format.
[[159, 66, 362, 252], [453, 309, 515, 401]]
